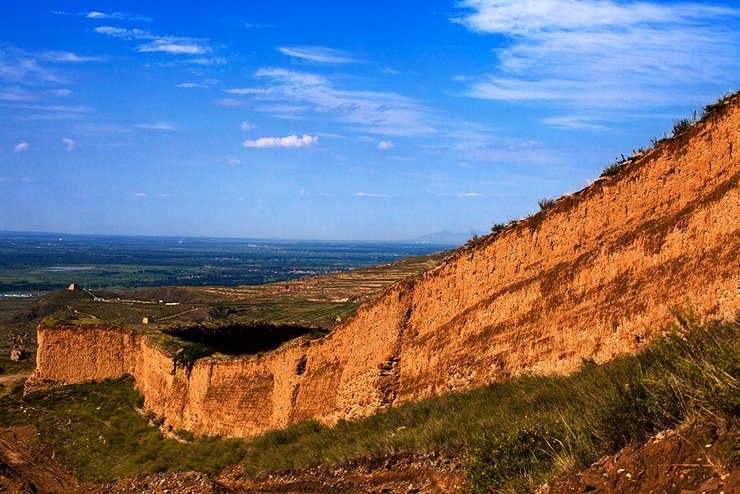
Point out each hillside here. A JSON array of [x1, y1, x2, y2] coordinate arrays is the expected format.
[[1, 92, 737, 493], [26, 93, 739, 440]]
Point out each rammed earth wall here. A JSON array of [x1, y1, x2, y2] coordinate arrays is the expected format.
[[28, 96, 740, 437]]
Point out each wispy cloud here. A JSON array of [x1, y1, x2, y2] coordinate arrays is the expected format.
[[243, 134, 318, 149], [61, 137, 76, 151], [244, 21, 275, 29], [277, 46, 359, 64], [0, 47, 62, 84], [189, 56, 226, 66], [138, 40, 206, 55], [85, 11, 152, 22], [453, 0, 740, 116], [178, 79, 219, 89], [4, 102, 90, 121], [377, 141, 394, 150], [94, 26, 211, 56], [214, 98, 244, 107], [135, 121, 176, 131], [14, 142, 29, 152], [0, 89, 35, 102], [419, 124, 561, 167], [240, 121, 256, 131], [542, 115, 610, 130], [41, 51, 102, 63], [227, 68, 435, 136], [93, 26, 152, 40], [355, 192, 388, 198]]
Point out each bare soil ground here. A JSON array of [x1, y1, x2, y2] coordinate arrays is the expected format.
[[0, 425, 94, 494], [543, 423, 740, 494], [217, 452, 466, 493]]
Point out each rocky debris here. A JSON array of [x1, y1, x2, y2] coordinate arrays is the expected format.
[[0, 425, 93, 494], [98, 472, 232, 494], [543, 424, 740, 493], [218, 452, 466, 493], [9, 348, 27, 362]]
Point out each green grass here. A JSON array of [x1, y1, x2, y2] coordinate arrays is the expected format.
[[0, 377, 246, 482], [239, 316, 740, 491], [1, 316, 738, 491]]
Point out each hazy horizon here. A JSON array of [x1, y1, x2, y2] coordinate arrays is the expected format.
[[2, 1, 739, 240], [0, 228, 469, 244]]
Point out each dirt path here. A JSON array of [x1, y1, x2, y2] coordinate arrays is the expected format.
[[0, 426, 95, 494], [0, 373, 29, 385]]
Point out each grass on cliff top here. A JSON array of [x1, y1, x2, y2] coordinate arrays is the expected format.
[[1, 315, 738, 491]]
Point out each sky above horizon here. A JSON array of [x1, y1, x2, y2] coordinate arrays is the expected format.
[[1, 1, 739, 240]]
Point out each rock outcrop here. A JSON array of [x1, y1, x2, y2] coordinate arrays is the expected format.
[[27, 95, 740, 438]]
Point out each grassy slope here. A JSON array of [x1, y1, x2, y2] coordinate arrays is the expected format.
[[1, 316, 738, 492]]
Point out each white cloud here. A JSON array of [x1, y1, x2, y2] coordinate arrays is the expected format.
[[62, 138, 75, 151], [0, 48, 62, 84], [94, 26, 152, 40], [85, 11, 152, 22], [177, 82, 201, 88], [377, 141, 395, 151], [189, 56, 226, 66], [138, 39, 208, 55], [225, 88, 269, 96], [240, 121, 256, 131], [243, 134, 318, 149], [14, 142, 29, 153], [214, 98, 243, 107], [6, 102, 90, 121], [0, 88, 34, 102], [135, 121, 176, 131], [244, 22, 275, 29], [542, 115, 609, 130], [41, 51, 102, 63], [277, 46, 358, 64], [231, 68, 435, 136], [135, 192, 147, 197], [457, 192, 484, 198], [453, 0, 740, 112], [355, 192, 388, 198], [94, 26, 211, 56]]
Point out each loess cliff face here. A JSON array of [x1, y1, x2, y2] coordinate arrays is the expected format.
[[28, 96, 740, 437]]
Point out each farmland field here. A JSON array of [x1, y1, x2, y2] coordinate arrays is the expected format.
[[0, 232, 452, 376], [0, 232, 450, 293]]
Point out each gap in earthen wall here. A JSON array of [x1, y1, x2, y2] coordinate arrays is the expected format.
[[163, 323, 328, 356]]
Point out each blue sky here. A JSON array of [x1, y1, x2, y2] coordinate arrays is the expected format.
[[1, 1, 738, 240]]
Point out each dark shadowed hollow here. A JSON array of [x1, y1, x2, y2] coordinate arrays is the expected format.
[[163, 322, 327, 357]]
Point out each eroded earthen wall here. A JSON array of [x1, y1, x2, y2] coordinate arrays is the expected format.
[[28, 97, 740, 437]]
